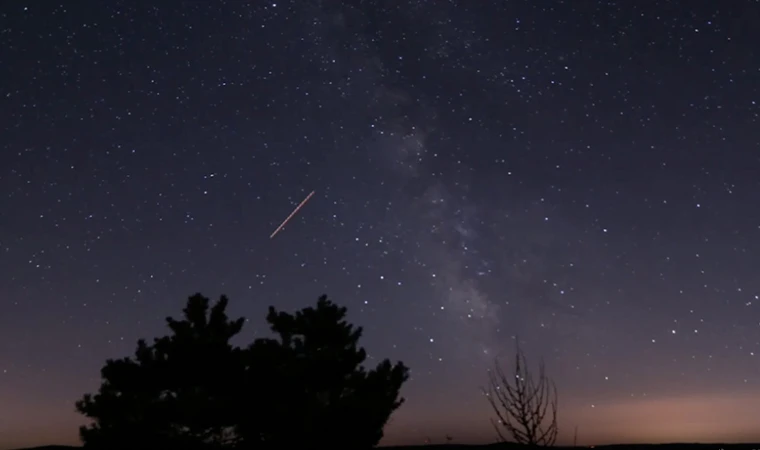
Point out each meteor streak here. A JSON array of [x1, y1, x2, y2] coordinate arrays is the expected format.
[[269, 190, 315, 239]]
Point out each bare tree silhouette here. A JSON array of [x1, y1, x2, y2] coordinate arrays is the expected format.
[[483, 342, 558, 447]]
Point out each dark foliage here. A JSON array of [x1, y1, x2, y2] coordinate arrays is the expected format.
[[76, 294, 244, 449], [237, 295, 409, 449], [76, 293, 408, 450]]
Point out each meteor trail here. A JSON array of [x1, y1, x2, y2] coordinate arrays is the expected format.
[[269, 190, 315, 239]]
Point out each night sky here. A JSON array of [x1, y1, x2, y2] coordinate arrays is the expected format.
[[1, 1, 759, 448]]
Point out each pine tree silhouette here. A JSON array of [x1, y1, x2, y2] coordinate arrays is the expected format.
[[76, 293, 245, 449], [76, 293, 409, 450], [237, 295, 409, 449]]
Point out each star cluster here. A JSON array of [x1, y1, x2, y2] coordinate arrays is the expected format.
[[1, 1, 759, 448]]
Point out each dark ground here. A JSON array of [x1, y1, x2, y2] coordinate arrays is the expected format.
[[15, 444, 760, 450], [386, 446, 760, 450], [384, 446, 760, 450]]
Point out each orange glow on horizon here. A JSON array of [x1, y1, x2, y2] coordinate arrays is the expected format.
[[563, 391, 760, 445], [5, 389, 760, 449], [381, 389, 760, 446]]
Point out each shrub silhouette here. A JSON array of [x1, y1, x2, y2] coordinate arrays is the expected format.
[[76, 293, 409, 450], [237, 295, 409, 448]]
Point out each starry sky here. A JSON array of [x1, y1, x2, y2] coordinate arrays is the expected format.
[[1, 1, 759, 449]]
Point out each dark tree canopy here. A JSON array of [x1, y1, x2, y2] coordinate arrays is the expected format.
[[76, 294, 245, 449], [238, 295, 409, 448], [77, 293, 409, 450]]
